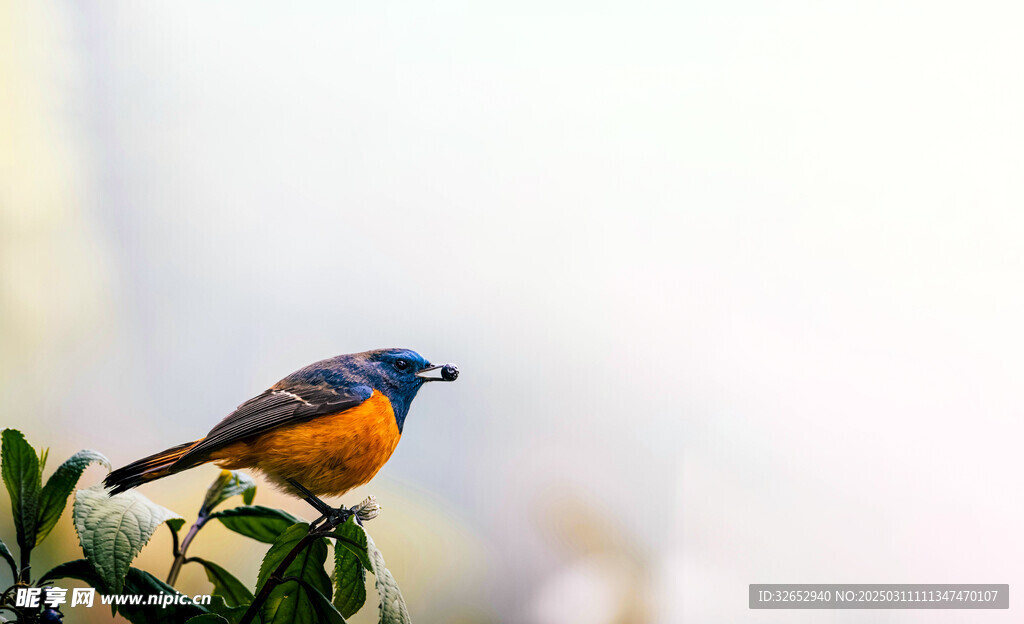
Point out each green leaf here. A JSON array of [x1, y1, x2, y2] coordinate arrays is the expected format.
[[206, 598, 250, 624], [40, 558, 107, 590], [332, 544, 366, 617], [329, 518, 409, 623], [42, 560, 207, 622], [256, 522, 337, 624], [73, 484, 183, 593], [192, 557, 255, 607], [2, 429, 42, 560], [186, 616, 229, 624], [331, 517, 372, 570], [306, 581, 348, 624], [210, 505, 302, 543], [332, 520, 368, 618], [201, 470, 258, 514], [36, 449, 110, 545], [363, 524, 410, 624], [0, 536, 16, 579]]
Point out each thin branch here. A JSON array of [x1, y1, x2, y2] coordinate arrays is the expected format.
[[169, 521, 181, 558], [18, 547, 30, 585], [166, 515, 208, 586]]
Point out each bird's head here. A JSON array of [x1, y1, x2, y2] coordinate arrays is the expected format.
[[366, 348, 457, 387], [350, 348, 458, 430]]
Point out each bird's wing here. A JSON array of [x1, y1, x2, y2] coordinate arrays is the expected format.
[[174, 382, 373, 468]]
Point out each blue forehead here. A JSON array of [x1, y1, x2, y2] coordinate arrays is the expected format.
[[367, 348, 429, 368]]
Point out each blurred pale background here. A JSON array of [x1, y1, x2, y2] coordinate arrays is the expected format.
[[2, 1, 1023, 623]]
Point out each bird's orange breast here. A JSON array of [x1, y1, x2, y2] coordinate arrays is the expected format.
[[211, 390, 402, 497]]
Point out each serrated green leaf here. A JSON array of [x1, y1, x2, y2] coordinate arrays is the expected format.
[[364, 528, 410, 624], [331, 518, 371, 618], [73, 484, 183, 593], [210, 505, 302, 543], [332, 517, 372, 570], [332, 540, 366, 618], [255, 523, 318, 589], [192, 557, 255, 607], [0, 536, 16, 579], [201, 470, 258, 514], [256, 522, 336, 624], [331, 518, 408, 623], [2, 429, 42, 562], [36, 449, 110, 545]]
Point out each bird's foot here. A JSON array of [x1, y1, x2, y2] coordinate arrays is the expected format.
[[309, 496, 381, 531], [310, 507, 353, 532]]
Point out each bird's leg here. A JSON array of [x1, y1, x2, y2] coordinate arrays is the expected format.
[[287, 479, 353, 531], [287, 478, 333, 516]]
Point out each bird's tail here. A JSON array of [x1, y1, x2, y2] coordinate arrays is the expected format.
[[104, 440, 205, 495]]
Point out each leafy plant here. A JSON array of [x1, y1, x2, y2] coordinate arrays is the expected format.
[[1, 428, 412, 623]]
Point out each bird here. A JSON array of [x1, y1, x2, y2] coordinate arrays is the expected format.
[[104, 348, 458, 524]]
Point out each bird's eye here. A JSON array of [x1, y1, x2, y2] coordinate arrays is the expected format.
[[394, 359, 410, 371]]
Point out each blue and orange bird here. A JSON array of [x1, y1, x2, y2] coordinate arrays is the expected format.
[[105, 348, 458, 523]]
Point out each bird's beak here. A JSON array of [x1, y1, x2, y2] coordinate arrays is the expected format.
[[416, 363, 459, 381]]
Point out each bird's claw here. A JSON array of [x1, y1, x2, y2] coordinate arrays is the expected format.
[[309, 496, 380, 532], [310, 507, 353, 532]]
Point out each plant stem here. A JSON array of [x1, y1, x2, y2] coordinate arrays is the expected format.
[[167, 515, 208, 586], [18, 545, 30, 584]]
